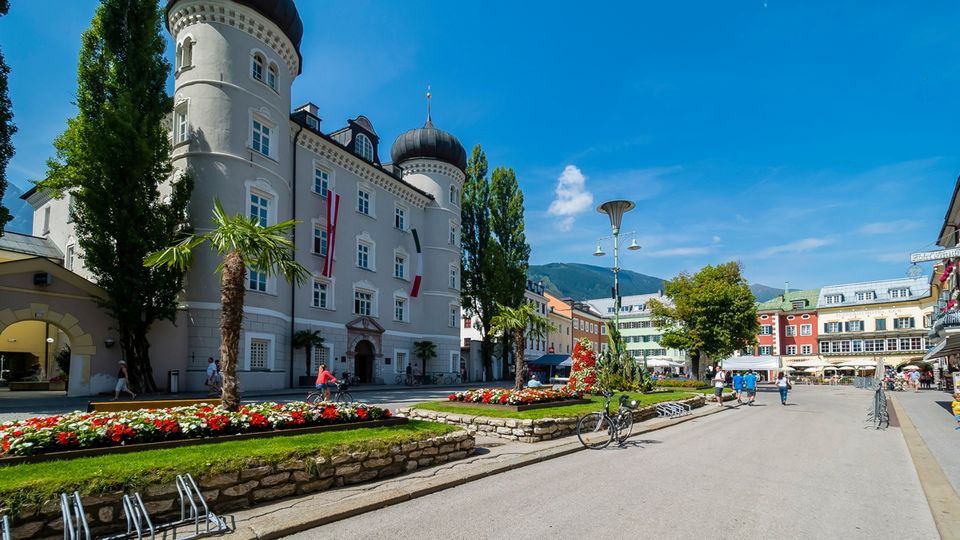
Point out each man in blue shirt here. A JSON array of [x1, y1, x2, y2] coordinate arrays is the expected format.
[[743, 370, 759, 405], [732, 371, 744, 404]]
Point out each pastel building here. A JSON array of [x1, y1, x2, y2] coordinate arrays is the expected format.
[[9, 0, 467, 394], [753, 289, 820, 361], [586, 293, 688, 368]]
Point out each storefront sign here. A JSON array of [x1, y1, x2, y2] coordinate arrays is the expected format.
[[910, 248, 960, 263]]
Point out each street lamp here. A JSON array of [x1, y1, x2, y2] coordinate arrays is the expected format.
[[596, 200, 638, 327]]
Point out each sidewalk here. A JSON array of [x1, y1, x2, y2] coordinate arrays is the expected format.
[[225, 401, 736, 539], [890, 389, 960, 495]]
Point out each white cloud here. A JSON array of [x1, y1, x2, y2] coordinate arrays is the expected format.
[[859, 220, 920, 235], [548, 165, 594, 232], [711, 235, 722, 244], [759, 237, 832, 257], [646, 246, 713, 257]]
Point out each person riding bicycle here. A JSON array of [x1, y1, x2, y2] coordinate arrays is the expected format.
[[315, 363, 338, 401]]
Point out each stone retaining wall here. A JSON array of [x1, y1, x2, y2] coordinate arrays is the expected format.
[[397, 395, 706, 443], [5, 431, 474, 540]]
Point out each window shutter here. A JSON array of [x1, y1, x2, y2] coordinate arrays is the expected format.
[[824, 323, 829, 333], [910, 318, 915, 328]]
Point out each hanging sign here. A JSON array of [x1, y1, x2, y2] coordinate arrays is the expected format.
[[910, 248, 960, 263]]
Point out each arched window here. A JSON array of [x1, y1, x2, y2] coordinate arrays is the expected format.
[[175, 43, 183, 71], [182, 39, 193, 68], [251, 53, 265, 82], [267, 63, 279, 90], [355, 133, 374, 161]]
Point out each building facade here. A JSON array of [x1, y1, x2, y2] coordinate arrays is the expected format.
[[571, 301, 603, 353], [816, 277, 933, 368], [18, 0, 466, 393], [586, 294, 688, 367], [544, 291, 573, 356], [753, 289, 820, 361]]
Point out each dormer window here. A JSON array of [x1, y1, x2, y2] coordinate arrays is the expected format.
[[305, 115, 319, 130], [890, 288, 911, 299], [355, 133, 374, 161], [855, 291, 876, 301], [824, 294, 844, 304], [791, 299, 806, 309]]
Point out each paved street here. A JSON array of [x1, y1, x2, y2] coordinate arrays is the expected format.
[[892, 388, 960, 496], [295, 385, 939, 539]]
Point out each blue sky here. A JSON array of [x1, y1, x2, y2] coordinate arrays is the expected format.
[[3, 1, 960, 288]]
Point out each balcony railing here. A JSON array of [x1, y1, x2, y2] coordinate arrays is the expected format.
[[933, 311, 960, 334]]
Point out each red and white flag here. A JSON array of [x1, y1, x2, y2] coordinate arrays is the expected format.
[[322, 190, 340, 278]]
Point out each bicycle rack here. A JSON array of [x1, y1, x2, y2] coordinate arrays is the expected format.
[[168, 473, 230, 539], [61, 491, 92, 540], [656, 402, 691, 419], [2, 514, 11, 540], [100, 492, 155, 540]]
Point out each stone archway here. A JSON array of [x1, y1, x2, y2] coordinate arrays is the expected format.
[[0, 302, 98, 395]]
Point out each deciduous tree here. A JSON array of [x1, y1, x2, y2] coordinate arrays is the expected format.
[[41, 0, 192, 391], [648, 262, 759, 379], [0, 0, 15, 235], [460, 145, 496, 380]]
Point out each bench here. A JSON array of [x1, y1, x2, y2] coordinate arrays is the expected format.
[[87, 398, 220, 413]]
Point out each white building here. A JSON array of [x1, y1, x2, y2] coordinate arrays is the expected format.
[[19, 0, 466, 393], [586, 293, 689, 369]]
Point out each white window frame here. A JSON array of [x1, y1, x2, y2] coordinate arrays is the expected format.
[[251, 114, 274, 158], [356, 232, 376, 271], [824, 294, 844, 304], [355, 133, 374, 161], [353, 281, 379, 317], [176, 36, 194, 72], [313, 165, 332, 197], [357, 187, 375, 217], [449, 304, 459, 328], [758, 346, 772, 356], [449, 221, 458, 246], [394, 204, 406, 230], [449, 264, 458, 289], [312, 277, 333, 309], [312, 220, 328, 257], [42, 206, 51, 235], [174, 100, 189, 145], [449, 351, 459, 373], [65, 244, 75, 271], [819, 341, 830, 354], [394, 349, 409, 374], [243, 332, 275, 371], [801, 344, 812, 355], [786, 345, 797, 355], [393, 291, 409, 322], [251, 52, 265, 82], [893, 317, 914, 329], [785, 325, 796, 337], [759, 325, 772, 336], [890, 288, 911, 299], [266, 62, 279, 91], [855, 291, 876, 301], [800, 324, 812, 336], [449, 184, 459, 205], [311, 343, 334, 375], [393, 248, 408, 280]]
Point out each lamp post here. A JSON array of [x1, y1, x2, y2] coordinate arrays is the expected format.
[[595, 200, 637, 328]]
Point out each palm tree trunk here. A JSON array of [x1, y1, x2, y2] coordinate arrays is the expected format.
[[220, 250, 245, 411], [304, 346, 311, 381], [514, 332, 525, 391]]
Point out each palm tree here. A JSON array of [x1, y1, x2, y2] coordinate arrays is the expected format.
[[413, 340, 437, 381], [489, 302, 552, 390], [292, 329, 324, 383], [144, 200, 308, 410]]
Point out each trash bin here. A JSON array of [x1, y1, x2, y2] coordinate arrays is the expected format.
[[168, 370, 180, 393]]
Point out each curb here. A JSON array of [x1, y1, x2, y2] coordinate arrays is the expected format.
[[888, 395, 960, 540], [227, 402, 733, 539]]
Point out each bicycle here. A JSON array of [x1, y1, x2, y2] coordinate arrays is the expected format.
[[442, 372, 463, 385], [306, 382, 354, 404], [576, 392, 638, 449]]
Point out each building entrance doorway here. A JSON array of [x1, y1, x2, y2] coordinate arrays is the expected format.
[[354, 340, 375, 383]]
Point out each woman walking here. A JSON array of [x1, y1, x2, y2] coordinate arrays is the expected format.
[[112, 360, 136, 401], [776, 371, 791, 405]]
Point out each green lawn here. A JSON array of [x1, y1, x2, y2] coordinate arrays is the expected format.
[[0, 421, 456, 513], [413, 390, 698, 420]]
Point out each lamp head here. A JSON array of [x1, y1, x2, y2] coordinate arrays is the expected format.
[[627, 238, 641, 251], [597, 200, 636, 234], [593, 244, 606, 257]]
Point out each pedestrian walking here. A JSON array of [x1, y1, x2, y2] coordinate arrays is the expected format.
[[775, 371, 791, 405], [713, 368, 726, 407], [953, 393, 960, 430], [205, 357, 221, 396], [744, 370, 759, 406], [910, 370, 921, 393], [732, 371, 744, 404], [112, 360, 136, 401]]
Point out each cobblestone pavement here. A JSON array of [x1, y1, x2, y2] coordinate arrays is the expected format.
[[294, 385, 939, 539]]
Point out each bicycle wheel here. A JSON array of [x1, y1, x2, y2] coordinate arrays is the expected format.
[[395, 374, 403, 385], [576, 412, 614, 449], [335, 391, 354, 404], [616, 412, 634, 443], [305, 392, 322, 404], [443, 374, 453, 385]]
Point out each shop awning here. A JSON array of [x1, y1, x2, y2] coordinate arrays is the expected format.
[[719, 355, 781, 371], [527, 354, 570, 367]]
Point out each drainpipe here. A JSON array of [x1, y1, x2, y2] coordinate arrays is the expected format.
[[289, 123, 304, 389]]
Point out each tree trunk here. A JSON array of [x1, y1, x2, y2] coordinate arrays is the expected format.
[[697, 351, 707, 382], [220, 251, 246, 411], [121, 323, 158, 393], [501, 333, 512, 381], [514, 332, 525, 391], [304, 346, 311, 380]]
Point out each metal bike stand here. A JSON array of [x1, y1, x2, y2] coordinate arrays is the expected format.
[[99, 492, 156, 540], [60, 492, 92, 540], [166, 474, 229, 539], [2, 514, 11, 540]]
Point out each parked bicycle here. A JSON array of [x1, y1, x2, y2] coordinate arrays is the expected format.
[[341, 372, 361, 386], [576, 392, 638, 449], [442, 372, 462, 385], [394, 373, 416, 385], [306, 382, 354, 404]]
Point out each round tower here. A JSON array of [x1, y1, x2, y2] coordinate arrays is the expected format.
[[390, 112, 467, 356]]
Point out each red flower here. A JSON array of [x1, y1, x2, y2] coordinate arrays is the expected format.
[[356, 408, 368, 420], [448, 394, 457, 401], [206, 415, 229, 430], [321, 406, 338, 420], [384, 409, 392, 418]]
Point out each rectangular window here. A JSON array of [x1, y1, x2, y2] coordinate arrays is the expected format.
[[449, 306, 458, 328], [175, 106, 188, 144], [785, 325, 797, 337], [449, 225, 457, 245], [250, 193, 269, 227], [394, 255, 406, 279], [313, 226, 328, 256], [855, 291, 876, 301], [249, 339, 268, 370], [314, 168, 329, 196], [358, 190, 370, 215], [900, 338, 912, 350], [864, 339, 876, 352], [266, 67, 277, 90], [791, 300, 806, 309], [252, 119, 271, 156], [786, 345, 797, 355], [449, 267, 457, 288], [759, 325, 773, 336], [312, 280, 328, 309], [463, 318, 472, 329], [830, 342, 842, 353], [852, 340, 863, 352], [824, 322, 841, 333], [42, 206, 51, 234], [394, 350, 408, 374], [354, 291, 372, 316], [819, 341, 830, 354], [801, 345, 812, 355], [248, 268, 267, 292], [394, 297, 406, 321], [846, 320, 863, 332], [800, 324, 812, 336], [875, 319, 887, 331], [893, 317, 915, 329], [395, 207, 405, 230], [840, 341, 851, 353], [311, 345, 330, 375], [912, 337, 923, 350], [890, 288, 911, 299], [252, 57, 263, 81], [824, 294, 844, 304], [886, 338, 899, 351], [65, 246, 75, 271], [759, 346, 772, 355], [357, 243, 369, 269]]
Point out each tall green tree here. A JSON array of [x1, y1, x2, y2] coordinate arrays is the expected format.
[[460, 145, 497, 380], [413, 340, 437, 380], [292, 329, 324, 380], [648, 262, 759, 379], [0, 0, 15, 235], [40, 0, 192, 392], [145, 201, 308, 410], [489, 167, 531, 378], [489, 302, 552, 390]]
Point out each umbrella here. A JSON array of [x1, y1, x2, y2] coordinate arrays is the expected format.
[[841, 360, 878, 367], [558, 357, 572, 368], [790, 359, 830, 368], [646, 358, 681, 368], [782, 366, 796, 372], [803, 367, 820, 373], [902, 365, 921, 371]]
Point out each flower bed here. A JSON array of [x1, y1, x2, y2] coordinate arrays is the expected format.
[[0, 401, 392, 458], [448, 387, 583, 406], [652, 380, 710, 389]]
